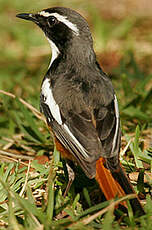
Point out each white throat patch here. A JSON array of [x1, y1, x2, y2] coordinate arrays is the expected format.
[[39, 11, 79, 36], [47, 38, 60, 68]]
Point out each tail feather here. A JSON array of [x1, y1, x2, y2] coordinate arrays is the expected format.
[[111, 164, 145, 216], [96, 158, 125, 200], [96, 157, 145, 216]]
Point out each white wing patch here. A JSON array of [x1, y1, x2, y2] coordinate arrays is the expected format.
[[47, 38, 60, 68], [64, 124, 89, 158], [41, 78, 62, 125], [41, 78, 89, 158], [39, 11, 79, 36], [111, 95, 119, 153]]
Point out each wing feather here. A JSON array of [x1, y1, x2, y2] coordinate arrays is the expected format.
[[40, 71, 121, 178]]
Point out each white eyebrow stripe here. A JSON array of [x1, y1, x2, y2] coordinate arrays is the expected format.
[[39, 11, 52, 17], [39, 11, 79, 36]]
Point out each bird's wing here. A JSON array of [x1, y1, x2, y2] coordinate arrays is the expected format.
[[40, 73, 121, 178]]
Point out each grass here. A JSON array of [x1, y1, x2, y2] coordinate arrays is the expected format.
[[0, 0, 152, 229]]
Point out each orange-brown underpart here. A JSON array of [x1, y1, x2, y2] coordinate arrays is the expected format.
[[54, 137, 75, 161], [96, 157, 126, 201], [48, 124, 74, 161]]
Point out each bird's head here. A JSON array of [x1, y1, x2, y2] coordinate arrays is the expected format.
[[16, 7, 94, 62]]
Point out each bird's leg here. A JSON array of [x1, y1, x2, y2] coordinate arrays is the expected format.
[[63, 162, 75, 197]]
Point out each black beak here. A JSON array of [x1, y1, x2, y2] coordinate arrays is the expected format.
[[16, 13, 37, 23]]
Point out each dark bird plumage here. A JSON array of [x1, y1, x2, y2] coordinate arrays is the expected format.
[[16, 7, 145, 216]]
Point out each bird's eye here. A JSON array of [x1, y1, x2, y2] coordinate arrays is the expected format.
[[47, 16, 57, 27]]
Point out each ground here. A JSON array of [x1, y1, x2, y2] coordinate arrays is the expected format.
[[0, 0, 152, 229]]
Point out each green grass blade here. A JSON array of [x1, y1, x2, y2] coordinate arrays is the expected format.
[[46, 162, 56, 222], [15, 98, 45, 143], [129, 125, 143, 168]]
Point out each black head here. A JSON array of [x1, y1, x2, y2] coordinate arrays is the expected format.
[[16, 7, 94, 54]]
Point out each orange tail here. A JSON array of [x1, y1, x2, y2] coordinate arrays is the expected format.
[[95, 157, 145, 216], [96, 157, 125, 200]]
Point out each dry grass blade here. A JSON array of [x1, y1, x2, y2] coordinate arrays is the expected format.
[[2, 142, 14, 151], [19, 160, 31, 197], [0, 150, 34, 160], [0, 154, 29, 166], [81, 194, 136, 225], [120, 138, 133, 160], [0, 89, 46, 123], [129, 171, 152, 183]]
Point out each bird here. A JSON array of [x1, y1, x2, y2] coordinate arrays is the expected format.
[[16, 7, 144, 216]]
